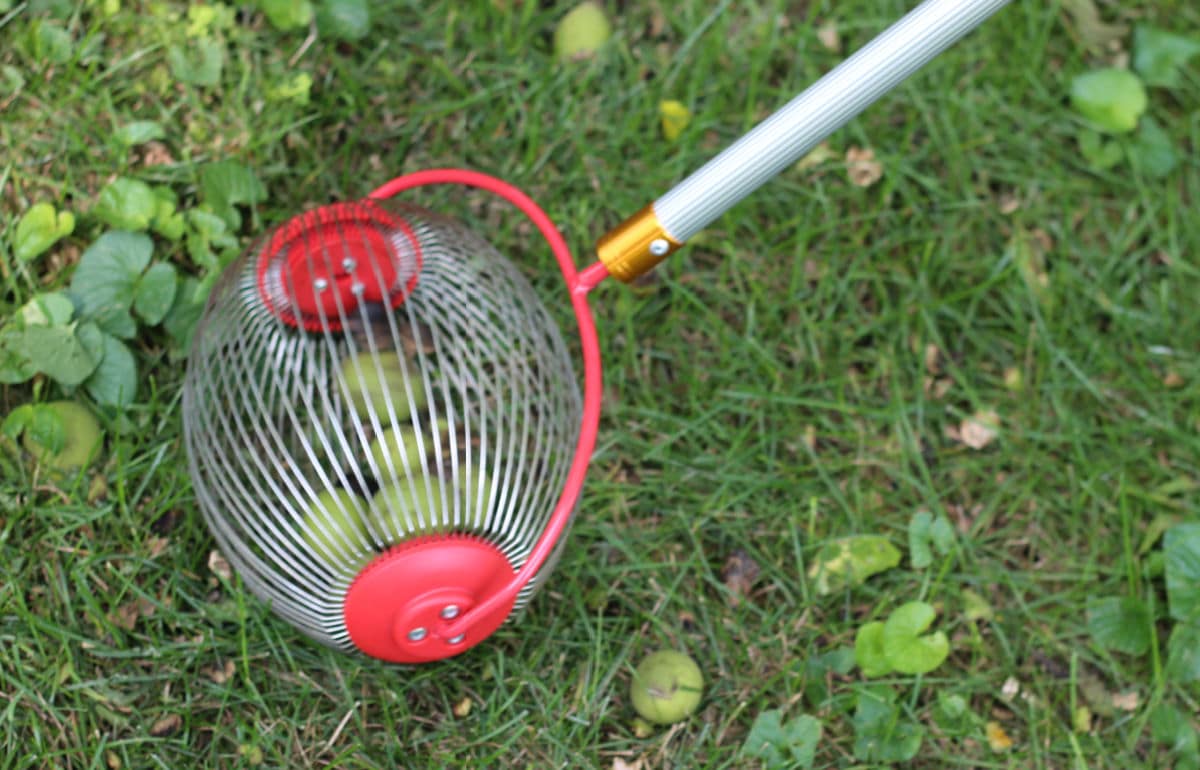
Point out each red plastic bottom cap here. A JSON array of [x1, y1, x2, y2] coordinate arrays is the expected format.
[[343, 536, 516, 663]]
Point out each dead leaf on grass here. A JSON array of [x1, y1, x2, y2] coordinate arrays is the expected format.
[[986, 720, 1014, 752], [452, 696, 473, 718], [960, 410, 1000, 450], [1060, 0, 1127, 52], [721, 548, 761, 607], [1163, 370, 1184, 388], [140, 141, 175, 167], [613, 758, 644, 770], [206, 659, 236, 684], [924, 343, 942, 374], [846, 146, 883, 187], [1111, 691, 1139, 711], [110, 597, 156, 631], [208, 550, 232, 581], [923, 376, 952, 400], [796, 140, 836, 172], [150, 713, 182, 737], [816, 21, 840, 52], [146, 536, 170, 558]]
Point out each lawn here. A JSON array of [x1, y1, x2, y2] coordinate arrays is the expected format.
[[2, 0, 1199, 767]]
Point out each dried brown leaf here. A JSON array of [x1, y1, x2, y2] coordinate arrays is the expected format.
[[1060, 0, 1127, 52], [452, 697, 473, 718], [960, 410, 1000, 449], [796, 140, 836, 171], [111, 598, 154, 631], [105, 750, 121, 770], [208, 550, 233, 581], [207, 659, 236, 684], [721, 548, 761, 606], [150, 713, 182, 737], [846, 146, 883, 187], [986, 720, 1014, 752], [1111, 691, 1139, 711], [816, 21, 840, 52], [924, 343, 942, 374], [140, 141, 175, 167], [1163, 370, 1184, 388], [146, 536, 170, 558], [998, 192, 1021, 215]]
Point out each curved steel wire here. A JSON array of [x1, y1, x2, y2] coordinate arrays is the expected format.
[[183, 202, 582, 651]]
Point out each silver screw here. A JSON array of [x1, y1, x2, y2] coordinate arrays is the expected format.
[[649, 238, 670, 257], [350, 281, 365, 294], [440, 605, 459, 620], [313, 278, 329, 291], [448, 634, 465, 645], [342, 257, 356, 272], [407, 627, 427, 642]]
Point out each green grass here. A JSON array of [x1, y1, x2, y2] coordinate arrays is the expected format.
[[3, 0, 1200, 767]]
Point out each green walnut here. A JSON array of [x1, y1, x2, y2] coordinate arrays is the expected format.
[[22, 400, 103, 471], [630, 650, 704, 725], [339, 350, 427, 424]]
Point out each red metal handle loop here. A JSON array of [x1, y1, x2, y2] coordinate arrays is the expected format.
[[370, 170, 607, 646]]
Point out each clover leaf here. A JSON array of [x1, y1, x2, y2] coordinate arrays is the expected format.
[[1087, 596, 1153, 656], [854, 621, 891, 677], [316, 0, 370, 40], [1133, 26, 1200, 89], [199, 160, 265, 230], [1128, 116, 1179, 178], [907, 510, 956, 568], [259, 0, 314, 30], [853, 686, 924, 763], [167, 38, 224, 87], [882, 601, 950, 675], [741, 710, 822, 769], [1165, 523, 1200, 625]]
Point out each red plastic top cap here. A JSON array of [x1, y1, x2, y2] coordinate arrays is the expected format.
[[343, 535, 517, 663], [256, 200, 422, 331]]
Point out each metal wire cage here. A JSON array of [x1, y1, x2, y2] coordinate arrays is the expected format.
[[182, 198, 582, 657]]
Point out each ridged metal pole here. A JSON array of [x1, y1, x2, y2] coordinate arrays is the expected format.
[[655, 0, 1011, 242]]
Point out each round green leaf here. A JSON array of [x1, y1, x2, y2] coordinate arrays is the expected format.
[[1086, 596, 1152, 656], [316, 0, 370, 40], [1133, 25, 1200, 89], [1070, 68, 1148, 134], [1128, 116, 1179, 178], [13, 325, 100, 386], [70, 231, 154, 338], [133, 262, 179, 326], [13, 202, 75, 262], [18, 292, 76, 327], [259, 0, 314, 30], [881, 601, 950, 675], [84, 334, 138, 408], [854, 621, 892, 677], [94, 178, 159, 231], [114, 120, 165, 146]]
